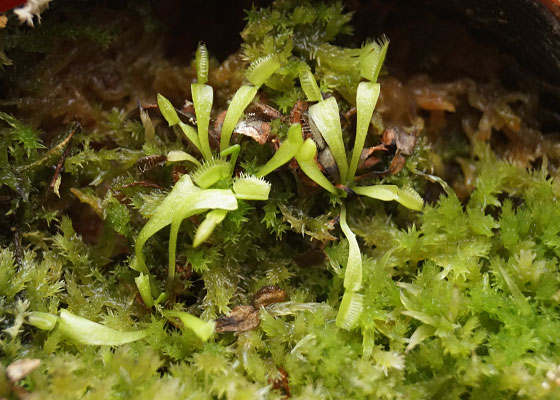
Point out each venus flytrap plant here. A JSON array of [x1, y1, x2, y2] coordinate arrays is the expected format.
[[253, 39, 422, 329], [135, 44, 279, 309], [144, 39, 417, 330]]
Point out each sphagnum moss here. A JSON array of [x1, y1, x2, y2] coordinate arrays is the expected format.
[[0, 1, 559, 399]]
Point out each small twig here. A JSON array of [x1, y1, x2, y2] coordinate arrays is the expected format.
[[121, 181, 164, 190], [49, 143, 71, 193], [22, 122, 80, 171], [48, 123, 79, 194]]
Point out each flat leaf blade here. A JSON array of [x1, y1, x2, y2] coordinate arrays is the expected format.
[[308, 98, 348, 183]]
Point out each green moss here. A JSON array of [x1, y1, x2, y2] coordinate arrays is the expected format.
[[0, 1, 559, 399]]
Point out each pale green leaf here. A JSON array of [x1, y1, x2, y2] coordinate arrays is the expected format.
[[360, 36, 389, 82], [58, 309, 147, 346], [195, 42, 209, 84], [246, 54, 281, 88], [336, 291, 363, 330], [193, 209, 228, 248], [162, 310, 215, 342], [308, 98, 348, 183], [348, 82, 380, 184], [220, 85, 258, 151], [233, 175, 271, 200], [299, 66, 322, 102], [191, 83, 214, 160]]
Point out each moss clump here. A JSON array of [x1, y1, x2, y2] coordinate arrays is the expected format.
[[1, 1, 560, 399]]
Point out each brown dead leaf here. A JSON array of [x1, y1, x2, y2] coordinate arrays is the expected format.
[[253, 286, 287, 308], [216, 286, 288, 333], [270, 367, 291, 398], [234, 119, 270, 144], [0, 15, 7, 29], [246, 102, 282, 121], [382, 126, 416, 155], [215, 305, 259, 333]]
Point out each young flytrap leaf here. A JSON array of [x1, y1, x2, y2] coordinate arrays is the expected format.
[[348, 81, 380, 183], [28, 312, 58, 331], [336, 291, 363, 330], [257, 123, 303, 178], [135, 273, 154, 307], [360, 36, 389, 82], [353, 185, 423, 211], [29, 310, 147, 346], [308, 97, 349, 183], [59, 310, 148, 346], [191, 83, 213, 161], [339, 205, 362, 292], [219, 53, 280, 151], [295, 138, 337, 194], [162, 310, 215, 342], [156, 94, 180, 127], [192, 158, 231, 189], [299, 65, 322, 102], [233, 174, 271, 200], [195, 42, 209, 84], [193, 209, 228, 248], [246, 54, 281, 88]]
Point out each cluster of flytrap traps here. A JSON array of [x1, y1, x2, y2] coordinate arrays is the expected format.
[[27, 40, 423, 345]]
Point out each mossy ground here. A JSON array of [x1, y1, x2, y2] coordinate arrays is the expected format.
[[1, 1, 560, 399]]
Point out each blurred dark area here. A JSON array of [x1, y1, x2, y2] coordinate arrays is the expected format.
[[348, 0, 560, 130], [1, 0, 559, 130]]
